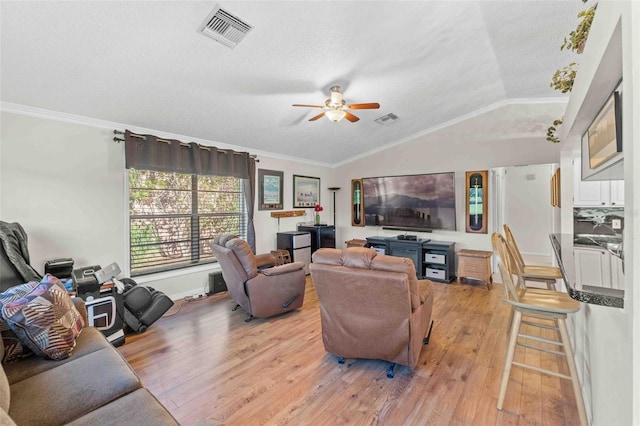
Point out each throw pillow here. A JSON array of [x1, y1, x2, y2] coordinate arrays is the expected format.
[[0, 281, 39, 364], [1, 275, 84, 360]]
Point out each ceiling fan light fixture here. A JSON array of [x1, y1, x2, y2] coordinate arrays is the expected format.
[[326, 109, 347, 122], [329, 86, 344, 106]]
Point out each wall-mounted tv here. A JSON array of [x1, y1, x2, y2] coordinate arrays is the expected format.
[[362, 172, 456, 232], [587, 89, 622, 169], [581, 80, 624, 181]]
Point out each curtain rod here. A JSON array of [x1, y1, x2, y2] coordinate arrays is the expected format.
[[112, 130, 258, 160]]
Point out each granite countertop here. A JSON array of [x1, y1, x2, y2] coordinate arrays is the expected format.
[[550, 233, 624, 308], [573, 233, 621, 246]]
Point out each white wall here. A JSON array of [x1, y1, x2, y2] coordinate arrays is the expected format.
[[0, 101, 562, 299], [251, 156, 334, 253], [1, 4, 637, 422], [631, 4, 640, 423], [1, 113, 126, 273], [0, 111, 335, 299], [558, 1, 638, 424], [332, 103, 563, 255]]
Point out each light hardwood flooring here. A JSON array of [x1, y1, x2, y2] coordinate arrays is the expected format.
[[119, 277, 581, 425]]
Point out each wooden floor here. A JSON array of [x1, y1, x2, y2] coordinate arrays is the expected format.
[[119, 277, 581, 425]]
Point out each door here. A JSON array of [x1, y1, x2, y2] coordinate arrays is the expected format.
[[500, 164, 557, 266]]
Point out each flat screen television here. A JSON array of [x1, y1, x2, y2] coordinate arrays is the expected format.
[[587, 89, 622, 170], [362, 172, 456, 231]]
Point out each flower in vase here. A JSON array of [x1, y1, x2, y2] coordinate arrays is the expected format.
[[314, 204, 323, 224]]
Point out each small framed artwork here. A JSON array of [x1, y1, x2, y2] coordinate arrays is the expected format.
[[465, 170, 488, 234], [293, 175, 320, 208], [258, 169, 284, 210]]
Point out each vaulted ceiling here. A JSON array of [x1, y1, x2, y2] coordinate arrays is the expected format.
[[0, 1, 583, 165]]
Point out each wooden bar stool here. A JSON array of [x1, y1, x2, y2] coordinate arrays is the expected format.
[[503, 224, 562, 290], [492, 233, 587, 426]]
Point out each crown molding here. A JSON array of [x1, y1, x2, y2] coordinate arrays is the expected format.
[[332, 97, 570, 168], [2, 98, 566, 169], [0, 102, 333, 168]]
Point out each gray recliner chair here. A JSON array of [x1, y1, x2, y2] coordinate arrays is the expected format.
[[210, 235, 306, 322]]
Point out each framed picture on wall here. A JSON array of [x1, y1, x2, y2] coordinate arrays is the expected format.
[[293, 175, 320, 208], [258, 169, 284, 210], [465, 170, 488, 233]]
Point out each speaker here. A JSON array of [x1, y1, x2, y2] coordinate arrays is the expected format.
[[208, 271, 227, 295], [72, 265, 101, 301], [85, 289, 125, 347]]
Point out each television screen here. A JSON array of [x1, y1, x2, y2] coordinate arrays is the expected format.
[[362, 172, 456, 231], [588, 90, 622, 169]]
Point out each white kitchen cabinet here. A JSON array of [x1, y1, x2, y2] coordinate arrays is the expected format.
[[610, 255, 625, 291], [574, 246, 612, 288], [608, 180, 625, 206], [573, 161, 625, 207]]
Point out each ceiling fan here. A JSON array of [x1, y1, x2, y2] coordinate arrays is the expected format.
[[292, 86, 380, 123]]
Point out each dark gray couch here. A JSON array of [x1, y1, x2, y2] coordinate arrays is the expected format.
[[1, 299, 178, 425], [0, 220, 177, 425]]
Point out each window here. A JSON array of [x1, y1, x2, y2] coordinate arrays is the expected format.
[[129, 169, 246, 276]]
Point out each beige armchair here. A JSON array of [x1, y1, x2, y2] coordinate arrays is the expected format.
[[309, 247, 434, 378], [210, 235, 306, 321]]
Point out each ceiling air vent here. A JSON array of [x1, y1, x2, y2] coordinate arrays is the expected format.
[[375, 113, 399, 126], [199, 6, 253, 49]]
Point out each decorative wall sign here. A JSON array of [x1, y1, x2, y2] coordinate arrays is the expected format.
[[465, 170, 488, 233], [293, 175, 320, 208], [550, 168, 561, 207], [351, 179, 364, 227], [258, 169, 284, 210]]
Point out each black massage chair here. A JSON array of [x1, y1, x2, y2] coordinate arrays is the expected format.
[[0, 221, 173, 335], [119, 278, 174, 333]]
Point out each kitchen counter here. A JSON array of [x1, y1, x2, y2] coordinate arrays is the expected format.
[[550, 233, 624, 308]]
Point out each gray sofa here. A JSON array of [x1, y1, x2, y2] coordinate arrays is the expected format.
[[1, 300, 178, 426]]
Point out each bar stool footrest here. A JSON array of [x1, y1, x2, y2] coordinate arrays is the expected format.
[[512, 361, 573, 380]]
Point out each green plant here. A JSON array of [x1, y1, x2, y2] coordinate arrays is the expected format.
[[561, 5, 596, 53], [550, 63, 578, 93], [547, 1, 596, 143], [546, 119, 563, 143]]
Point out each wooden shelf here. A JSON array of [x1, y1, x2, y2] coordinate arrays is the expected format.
[[270, 210, 305, 218]]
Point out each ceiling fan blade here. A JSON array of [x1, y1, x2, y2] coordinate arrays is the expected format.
[[292, 104, 325, 108], [309, 112, 326, 121], [344, 112, 360, 122], [347, 103, 380, 110]]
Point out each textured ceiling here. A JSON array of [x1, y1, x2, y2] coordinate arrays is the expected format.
[[0, 1, 583, 165]]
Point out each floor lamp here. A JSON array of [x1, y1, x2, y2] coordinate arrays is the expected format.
[[328, 187, 341, 226]]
